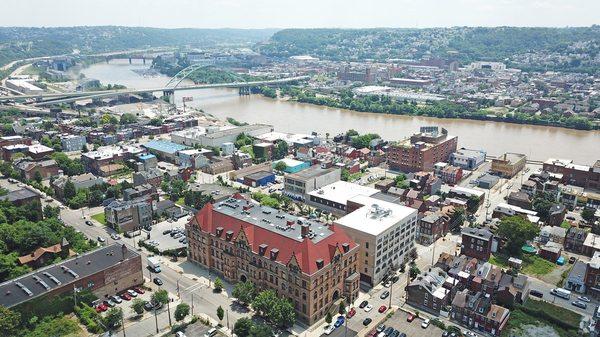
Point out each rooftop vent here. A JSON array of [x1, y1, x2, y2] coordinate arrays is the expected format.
[[342, 243, 350, 253], [316, 259, 324, 269], [270, 248, 279, 260], [258, 244, 268, 255]]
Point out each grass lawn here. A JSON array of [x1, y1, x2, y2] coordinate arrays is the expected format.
[[502, 299, 581, 337], [489, 253, 555, 276], [560, 221, 572, 229], [91, 212, 106, 225], [176, 197, 185, 206]]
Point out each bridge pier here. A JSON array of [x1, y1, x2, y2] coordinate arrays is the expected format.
[[162, 90, 175, 104], [239, 87, 251, 96], [143, 57, 146, 65], [129, 57, 132, 64]]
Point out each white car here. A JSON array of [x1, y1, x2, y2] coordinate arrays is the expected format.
[[364, 304, 373, 312], [176, 332, 187, 337], [323, 324, 335, 335], [463, 331, 478, 337], [421, 318, 430, 328], [127, 289, 138, 297], [578, 296, 591, 302]]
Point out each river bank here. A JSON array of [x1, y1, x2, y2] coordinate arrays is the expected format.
[[79, 60, 600, 164]]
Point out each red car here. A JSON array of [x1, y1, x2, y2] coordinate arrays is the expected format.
[[120, 292, 132, 301], [134, 287, 145, 294], [346, 308, 356, 318], [407, 314, 416, 322], [95, 303, 108, 313], [378, 305, 387, 313]]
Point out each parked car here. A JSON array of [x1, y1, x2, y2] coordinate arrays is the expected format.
[[359, 300, 368, 308], [175, 331, 187, 337], [363, 318, 372, 326], [323, 325, 335, 335], [572, 300, 587, 309], [463, 331, 478, 337], [334, 316, 345, 328], [111, 295, 122, 304], [384, 327, 394, 336], [103, 299, 116, 307], [85, 220, 93, 226], [163, 229, 171, 235], [380, 291, 390, 299], [364, 304, 373, 312], [153, 277, 163, 286], [407, 314, 416, 322], [578, 296, 591, 302], [97, 236, 105, 243], [95, 303, 108, 313], [127, 289, 138, 297], [569, 256, 577, 264], [346, 307, 356, 318], [529, 289, 544, 298], [134, 287, 145, 294], [111, 233, 120, 240], [120, 292, 132, 301], [376, 324, 386, 333], [378, 305, 387, 313], [421, 319, 430, 328]]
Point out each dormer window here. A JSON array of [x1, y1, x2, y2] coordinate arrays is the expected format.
[[216, 227, 224, 237], [225, 230, 234, 241], [270, 248, 279, 260], [316, 259, 324, 269], [258, 244, 268, 256], [342, 243, 350, 253]]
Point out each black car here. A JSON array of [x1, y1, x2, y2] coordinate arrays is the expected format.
[[391, 275, 399, 283], [389, 330, 400, 337], [376, 325, 386, 333], [163, 229, 171, 235], [85, 220, 93, 226], [153, 277, 163, 286], [380, 291, 390, 299], [384, 327, 394, 336], [530, 289, 543, 298], [398, 334, 406, 337], [362, 318, 372, 326], [359, 300, 368, 308]]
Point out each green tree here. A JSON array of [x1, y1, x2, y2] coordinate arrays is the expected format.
[[325, 312, 333, 324], [0, 305, 21, 337], [233, 317, 254, 337], [409, 265, 421, 279], [274, 161, 288, 172], [183, 191, 213, 210], [232, 281, 256, 305], [466, 195, 481, 213], [274, 140, 289, 160], [131, 298, 146, 316], [249, 323, 274, 337], [104, 307, 123, 329], [216, 305, 224, 322], [338, 300, 346, 314], [174, 303, 190, 321], [151, 289, 169, 305], [252, 290, 277, 316], [33, 170, 43, 184], [119, 113, 138, 125], [272, 298, 296, 328], [497, 216, 540, 255], [213, 277, 224, 293], [582, 208, 596, 223], [533, 197, 554, 220]]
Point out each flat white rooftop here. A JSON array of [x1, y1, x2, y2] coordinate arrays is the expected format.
[[308, 181, 378, 206], [335, 195, 417, 236]]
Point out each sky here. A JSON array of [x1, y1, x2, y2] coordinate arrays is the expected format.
[[2, 0, 599, 29]]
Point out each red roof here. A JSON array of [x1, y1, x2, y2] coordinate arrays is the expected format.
[[190, 202, 358, 275]]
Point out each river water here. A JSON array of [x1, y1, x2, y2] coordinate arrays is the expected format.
[[79, 60, 600, 164]]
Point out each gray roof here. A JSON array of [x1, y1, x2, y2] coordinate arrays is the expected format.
[[0, 188, 39, 202], [0, 243, 140, 308], [214, 197, 333, 243], [462, 227, 493, 240]]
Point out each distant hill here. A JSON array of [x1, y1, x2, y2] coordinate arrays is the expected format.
[[0, 26, 278, 66], [259, 26, 600, 73]]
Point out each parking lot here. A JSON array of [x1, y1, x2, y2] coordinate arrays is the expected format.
[[144, 217, 189, 252], [374, 310, 444, 337]]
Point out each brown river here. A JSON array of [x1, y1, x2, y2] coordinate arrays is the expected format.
[[80, 60, 600, 165]]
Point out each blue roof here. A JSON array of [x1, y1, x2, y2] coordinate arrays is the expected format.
[[138, 154, 156, 160], [143, 140, 189, 155]]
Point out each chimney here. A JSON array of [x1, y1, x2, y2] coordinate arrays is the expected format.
[[121, 244, 127, 261], [301, 224, 310, 237]]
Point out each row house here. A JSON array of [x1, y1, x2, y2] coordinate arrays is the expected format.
[[451, 289, 510, 336]]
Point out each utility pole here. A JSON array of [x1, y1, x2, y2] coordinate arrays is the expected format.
[[177, 279, 180, 298], [153, 306, 159, 334], [191, 293, 194, 315], [120, 307, 126, 337], [166, 298, 172, 327], [73, 284, 77, 309], [226, 309, 230, 331]]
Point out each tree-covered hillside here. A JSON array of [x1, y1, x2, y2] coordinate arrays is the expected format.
[[0, 26, 278, 66], [260, 26, 600, 73]]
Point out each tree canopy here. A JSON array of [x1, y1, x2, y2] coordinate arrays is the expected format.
[[497, 216, 540, 255]]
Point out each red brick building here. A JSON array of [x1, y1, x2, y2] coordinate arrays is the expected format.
[[387, 127, 458, 172], [461, 227, 494, 261], [186, 196, 360, 324]]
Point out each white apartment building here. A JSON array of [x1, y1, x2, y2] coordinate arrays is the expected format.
[[335, 195, 418, 286]]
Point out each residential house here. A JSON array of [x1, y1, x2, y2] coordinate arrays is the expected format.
[[52, 173, 104, 201], [565, 260, 588, 293], [18, 238, 74, 268], [565, 227, 587, 254], [461, 227, 495, 261], [15, 159, 60, 180], [406, 267, 453, 315]]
